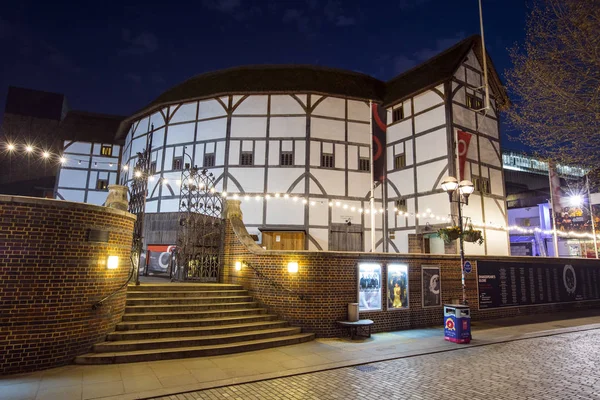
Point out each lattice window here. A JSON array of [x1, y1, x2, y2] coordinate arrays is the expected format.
[[395, 199, 407, 212], [321, 153, 334, 168], [204, 153, 215, 167], [280, 152, 294, 166], [359, 158, 370, 172], [100, 145, 112, 156], [172, 156, 183, 171], [241, 152, 253, 166], [96, 179, 108, 190], [466, 94, 483, 110], [150, 161, 157, 175], [394, 153, 406, 170], [392, 107, 404, 122]]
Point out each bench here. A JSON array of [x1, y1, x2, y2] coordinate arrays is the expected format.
[[336, 319, 374, 340]]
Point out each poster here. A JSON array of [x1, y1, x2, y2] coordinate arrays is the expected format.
[[387, 264, 409, 310], [358, 263, 382, 311], [145, 245, 175, 274], [477, 260, 600, 309], [422, 265, 441, 307]]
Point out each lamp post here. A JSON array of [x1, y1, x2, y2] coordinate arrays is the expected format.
[[441, 177, 475, 305]]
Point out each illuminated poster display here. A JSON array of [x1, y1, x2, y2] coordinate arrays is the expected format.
[[387, 264, 409, 310], [422, 265, 441, 307], [358, 263, 382, 311]]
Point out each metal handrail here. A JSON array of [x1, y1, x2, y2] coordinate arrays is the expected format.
[[243, 261, 306, 301], [92, 254, 136, 310]]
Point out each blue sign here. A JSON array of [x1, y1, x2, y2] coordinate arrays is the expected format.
[[463, 261, 472, 274]]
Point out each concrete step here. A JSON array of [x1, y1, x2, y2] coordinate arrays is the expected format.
[[126, 296, 253, 305], [126, 290, 249, 298], [121, 308, 267, 322], [116, 314, 279, 331], [75, 333, 316, 364], [124, 302, 258, 314], [107, 321, 290, 341], [127, 284, 243, 292], [94, 327, 302, 352]]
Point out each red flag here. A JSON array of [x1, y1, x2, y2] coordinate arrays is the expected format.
[[371, 103, 387, 183], [457, 130, 472, 181]]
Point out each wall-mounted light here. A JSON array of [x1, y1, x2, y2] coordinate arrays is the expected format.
[[235, 261, 242, 271], [107, 256, 119, 270], [287, 261, 299, 273]]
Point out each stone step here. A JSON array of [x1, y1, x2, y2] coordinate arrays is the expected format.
[[75, 333, 316, 364], [126, 296, 253, 305], [126, 290, 249, 298], [127, 283, 243, 291], [94, 327, 302, 352], [121, 308, 267, 322], [116, 314, 279, 331], [108, 321, 290, 341], [124, 302, 258, 314]]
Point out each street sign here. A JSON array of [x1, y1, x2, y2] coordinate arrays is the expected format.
[[463, 261, 472, 274]]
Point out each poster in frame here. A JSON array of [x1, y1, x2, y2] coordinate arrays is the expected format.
[[358, 263, 382, 311], [422, 265, 442, 308], [387, 263, 409, 310]]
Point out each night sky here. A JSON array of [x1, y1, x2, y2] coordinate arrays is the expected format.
[[0, 0, 528, 148]]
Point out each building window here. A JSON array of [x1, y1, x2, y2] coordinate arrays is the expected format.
[[96, 179, 108, 190], [241, 152, 253, 166], [280, 152, 294, 166], [100, 145, 112, 157], [172, 157, 183, 171], [150, 161, 157, 175], [394, 153, 406, 170], [395, 199, 407, 212], [204, 153, 215, 167], [321, 153, 334, 168], [359, 158, 370, 172], [466, 94, 483, 110], [392, 107, 404, 122], [472, 175, 491, 194]]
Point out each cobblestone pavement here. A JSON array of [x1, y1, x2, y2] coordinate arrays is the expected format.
[[153, 329, 600, 400]]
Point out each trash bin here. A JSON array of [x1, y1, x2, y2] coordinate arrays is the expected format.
[[348, 303, 359, 322], [443, 304, 471, 344]]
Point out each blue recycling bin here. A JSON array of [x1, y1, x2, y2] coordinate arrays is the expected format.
[[444, 304, 471, 344]]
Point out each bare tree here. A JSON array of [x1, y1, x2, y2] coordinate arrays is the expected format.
[[505, 0, 600, 175]]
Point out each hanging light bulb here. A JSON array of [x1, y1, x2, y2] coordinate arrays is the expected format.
[[310, 201, 316, 206], [275, 193, 280, 198], [245, 195, 250, 201], [94, 162, 98, 167], [123, 165, 128, 171], [284, 194, 290, 199], [25, 145, 33, 153], [78, 160, 82, 165], [59, 157, 66, 164], [329, 201, 334, 207], [7, 143, 15, 151], [109, 163, 113, 167], [42, 151, 50, 159], [222, 191, 228, 197], [233, 194, 239, 199]]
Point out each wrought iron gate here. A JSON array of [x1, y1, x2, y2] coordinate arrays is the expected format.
[[174, 162, 224, 282]]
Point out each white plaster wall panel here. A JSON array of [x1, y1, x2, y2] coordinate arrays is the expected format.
[[435, 84, 444, 94], [206, 142, 215, 153], [310, 141, 321, 166], [414, 105, 445, 133], [342, 171, 368, 198], [413, 90, 444, 114], [198, 99, 227, 119], [480, 166, 489, 178], [254, 140, 266, 165], [335, 144, 345, 169], [484, 197, 507, 227], [417, 193, 451, 218], [477, 114, 499, 138], [480, 137, 501, 167], [232, 95, 244, 107], [145, 200, 158, 213], [294, 94, 307, 108], [485, 229, 509, 255], [308, 178, 324, 195], [292, 179, 305, 194], [386, 119, 412, 143], [98, 171, 108, 180], [231, 117, 267, 138], [150, 128, 165, 150], [405, 139, 414, 167], [462, 193, 483, 225], [452, 104, 476, 131], [281, 141, 293, 152], [58, 189, 85, 203], [360, 147, 369, 158], [166, 123, 195, 145], [415, 128, 447, 163], [169, 102, 197, 124], [347, 100, 369, 121], [62, 156, 90, 169], [210, 168, 225, 193], [239, 199, 263, 225], [266, 202, 304, 225], [87, 191, 109, 206], [487, 99, 498, 118], [417, 159, 447, 193], [149, 111, 165, 129], [91, 156, 118, 170], [133, 117, 150, 138], [295, 141, 305, 166], [270, 117, 305, 138], [242, 141, 252, 151], [233, 95, 268, 115], [312, 169, 345, 196], [464, 50, 481, 70], [311, 117, 344, 141], [163, 148, 174, 172], [268, 140, 280, 165], [152, 150, 162, 172], [429, 236, 446, 254], [309, 228, 329, 251], [64, 141, 92, 154], [348, 122, 370, 144], [312, 96, 345, 118], [387, 146, 394, 171], [159, 199, 180, 213], [322, 142, 333, 153], [331, 200, 362, 224], [270, 95, 305, 115], [348, 146, 358, 170], [173, 146, 183, 157], [308, 199, 329, 225], [196, 118, 227, 141], [93, 144, 101, 154], [229, 168, 264, 193], [58, 169, 88, 189], [454, 65, 466, 82], [147, 179, 159, 197], [463, 240, 485, 256], [387, 169, 414, 195], [453, 86, 466, 104], [489, 168, 504, 197], [404, 100, 412, 117], [228, 141, 240, 166], [466, 68, 481, 87], [466, 131, 479, 161], [392, 231, 410, 253]]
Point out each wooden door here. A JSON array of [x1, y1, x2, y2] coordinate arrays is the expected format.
[[330, 224, 363, 251]]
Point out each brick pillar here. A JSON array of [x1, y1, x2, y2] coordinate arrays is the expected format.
[[408, 233, 424, 253]]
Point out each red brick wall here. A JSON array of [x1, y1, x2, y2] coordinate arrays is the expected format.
[[0, 195, 135, 374], [222, 211, 600, 338]]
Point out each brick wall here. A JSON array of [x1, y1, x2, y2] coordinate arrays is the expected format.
[[222, 201, 600, 337], [0, 195, 135, 374]]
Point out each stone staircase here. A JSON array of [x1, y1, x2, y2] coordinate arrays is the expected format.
[[75, 283, 314, 364]]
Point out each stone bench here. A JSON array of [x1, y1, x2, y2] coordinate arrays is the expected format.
[[336, 319, 374, 340]]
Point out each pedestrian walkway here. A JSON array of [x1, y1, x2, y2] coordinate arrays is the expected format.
[[2, 309, 600, 400]]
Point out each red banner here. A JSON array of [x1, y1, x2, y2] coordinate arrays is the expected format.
[[457, 130, 472, 181], [371, 103, 387, 183]]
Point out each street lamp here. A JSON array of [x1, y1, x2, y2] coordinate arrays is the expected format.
[[441, 176, 474, 305]]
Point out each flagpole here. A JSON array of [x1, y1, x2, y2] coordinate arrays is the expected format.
[[369, 100, 376, 252], [586, 174, 598, 258], [548, 165, 560, 257]]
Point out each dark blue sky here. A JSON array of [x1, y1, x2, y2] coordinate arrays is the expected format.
[[0, 0, 528, 148]]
